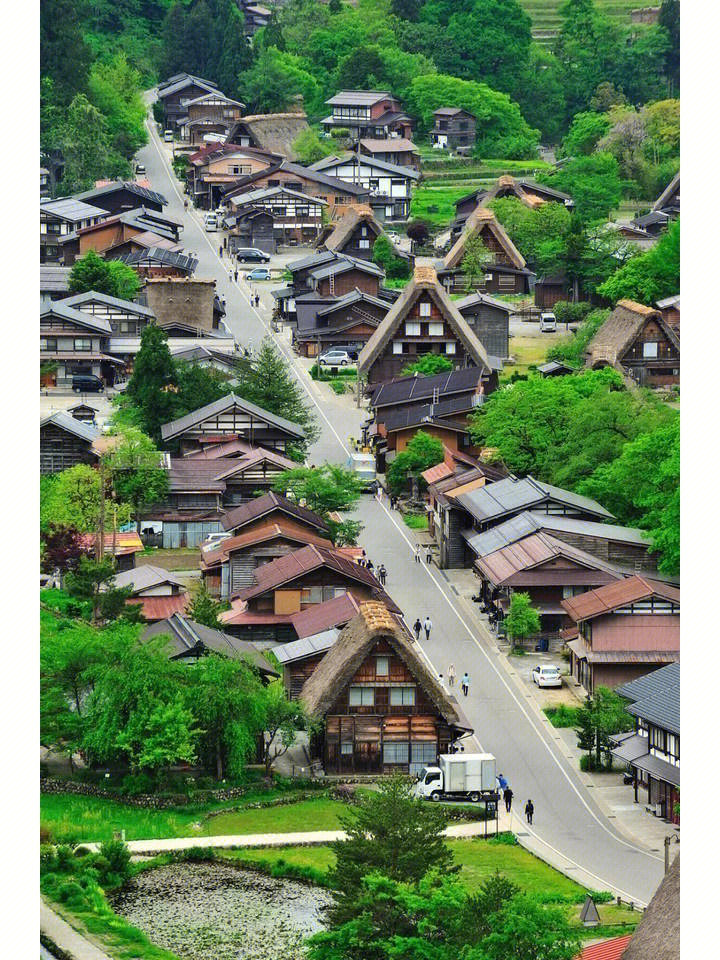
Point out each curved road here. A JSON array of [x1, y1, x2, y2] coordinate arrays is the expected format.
[[136, 108, 665, 905]]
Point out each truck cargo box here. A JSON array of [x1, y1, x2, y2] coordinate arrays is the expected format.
[[439, 753, 496, 793]]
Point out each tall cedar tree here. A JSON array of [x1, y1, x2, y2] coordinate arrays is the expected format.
[[235, 338, 318, 455], [188, 583, 224, 630], [327, 773, 455, 924], [125, 325, 178, 445]]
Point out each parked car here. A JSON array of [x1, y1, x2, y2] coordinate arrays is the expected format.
[[540, 312, 557, 333], [235, 248, 270, 263], [204, 213, 218, 232], [163, 130, 173, 142], [135, 163, 146, 175], [246, 267, 271, 281], [532, 665, 562, 688], [72, 374, 104, 393], [318, 349, 353, 366]]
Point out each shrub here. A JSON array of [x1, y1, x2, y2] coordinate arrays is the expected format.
[[56, 845, 75, 873], [97, 840, 131, 885], [553, 301, 593, 326], [544, 705, 581, 728], [179, 846, 216, 863], [40, 845, 57, 872], [579, 754, 598, 772], [121, 772, 155, 796], [489, 831, 519, 845], [57, 879, 89, 908], [330, 380, 347, 395], [40, 824, 53, 844]]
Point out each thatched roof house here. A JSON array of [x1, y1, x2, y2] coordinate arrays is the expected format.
[[622, 855, 679, 960], [321, 204, 411, 264], [585, 300, 680, 387], [226, 113, 310, 161], [302, 601, 461, 718], [443, 207, 526, 272]]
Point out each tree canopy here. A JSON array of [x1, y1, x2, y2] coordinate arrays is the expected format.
[[387, 430, 444, 496], [68, 251, 141, 302], [598, 220, 680, 306]]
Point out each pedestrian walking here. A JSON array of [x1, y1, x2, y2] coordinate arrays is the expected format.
[[461, 672, 470, 696], [365, 559, 374, 574], [255, 294, 260, 308], [423, 617, 432, 642], [525, 799, 534, 825], [413, 618, 422, 642], [375, 485, 383, 503], [219, 245, 223, 257], [378, 564, 387, 587], [503, 786, 513, 813], [447, 663, 456, 687], [425, 545, 433, 564], [414, 544, 421, 563], [498, 773, 508, 793], [438, 673, 445, 689]]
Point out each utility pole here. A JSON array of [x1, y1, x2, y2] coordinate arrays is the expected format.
[[96, 462, 106, 562]]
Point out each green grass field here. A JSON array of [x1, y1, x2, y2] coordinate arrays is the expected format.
[[410, 184, 474, 228], [520, 0, 641, 35], [41, 794, 347, 843]]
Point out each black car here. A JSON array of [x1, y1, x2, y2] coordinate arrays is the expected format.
[[72, 374, 104, 393], [235, 248, 271, 263]]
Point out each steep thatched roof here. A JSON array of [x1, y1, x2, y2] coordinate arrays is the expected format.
[[585, 300, 680, 371], [652, 171, 680, 212], [323, 205, 381, 252], [443, 207, 526, 271], [622, 855, 679, 960], [226, 113, 310, 160], [300, 601, 470, 730], [358, 265, 491, 374]]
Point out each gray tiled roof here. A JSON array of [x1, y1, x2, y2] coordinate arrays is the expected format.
[[40, 265, 71, 293], [40, 412, 100, 444], [456, 476, 614, 524], [271, 629, 338, 665], [311, 153, 420, 180], [160, 393, 305, 442], [40, 197, 108, 221], [58, 291, 156, 318], [615, 662, 680, 734], [326, 91, 394, 106], [73, 181, 168, 208], [41, 302, 112, 335]]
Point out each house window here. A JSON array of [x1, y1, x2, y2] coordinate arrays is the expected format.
[[359, 239, 370, 249], [393, 342, 404, 354], [405, 322, 421, 336], [340, 742, 354, 755], [383, 742, 409, 764], [40, 338, 57, 351], [119, 322, 135, 334], [349, 686, 374, 706], [428, 322, 443, 336], [301, 586, 323, 604], [74, 338, 92, 351], [376, 656, 389, 676], [419, 302, 431, 317], [643, 341, 659, 358], [445, 342, 456, 355], [411, 742, 436, 764], [390, 686, 416, 706]]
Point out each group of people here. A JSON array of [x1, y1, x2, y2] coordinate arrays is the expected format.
[[495, 773, 534, 823], [414, 544, 433, 564]]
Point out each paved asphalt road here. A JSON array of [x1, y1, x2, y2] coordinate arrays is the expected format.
[[137, 110, 666, 905]]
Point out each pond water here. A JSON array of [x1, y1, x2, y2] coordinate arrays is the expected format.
[[109, 862, 333, 960]]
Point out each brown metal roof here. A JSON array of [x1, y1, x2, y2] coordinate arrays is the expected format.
[[200, 522, 332, 569], [562, 575, 680, 622], [475, 532, 622, 587], [235, 544, 382, 600], [567, 638, 679, 665], [290, 593, 362, 639], [221, 491, 330, 534], [127, 594, 188, 621]]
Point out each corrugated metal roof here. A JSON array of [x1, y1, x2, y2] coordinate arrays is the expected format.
[[59, 291, 156, 318], [562, 576, 680, 622], [326, 91, 394, 106], [74, 181, 168, 208], [578, 935, 632, 960], [221, 492, 329, 534], [456, 475, 613, 524], [382, 395, 478, 433], [236, 544, 380, 600], [77, 531, 143, 556], [201, 521, 332, 568], [272, 629, 338, 664], [40, 265, 71, 292], [143, 613, 277, 676], [290, 593, 362, 639], [475, 532, 623, 586], [41, 197, 108, 220], [127, 594, 188, 621], [41, 302, 113, 335], [112, 564, 185, 594]]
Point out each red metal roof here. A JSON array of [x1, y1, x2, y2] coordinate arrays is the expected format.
[[562, 576, 680, 623], [127, 594, 188, 621], [290, 593, 361, 639], [78, 531, 144, 557], [475, 533, 622, 587], [200, 522, 332, 568], [577, 935, 632, 960], [422, 461, 453, 485], [236, 544, 382, 600]]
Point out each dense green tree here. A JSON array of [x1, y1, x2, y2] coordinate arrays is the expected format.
[[41, 615, 103, 718], [392, 0, 422, 19], [188, 583, 224, 630], [88, 54, 148, 158], [215, 2, 254, 98], [614, 26, 671, 105], [239, 46, 323, 114], [235, 337, 318, 454], [575, 687, 633, 767], [41, 0, 93, 106], [124, 325, 179, 444], [273, 464, 364, 517], [402, 354, 453, 376], [561, 112, 611, 158], [292, 127, 334, 165], [68, 251, 142, 302], [504, 592, 541, 643], [510, 45, 567, 144], [489, 196, 571, 265], [326, 773, 454, 923], [598, 220, 679, 305], [173, 361, 229, 418], [261, 680, 313, 775], [480, 893, 582, 960], [538, 153, 623, 224], [535, 216, 628, 301], [387, 430, 444, 496], [41, 525, 85, 576], [65, 555, 142, 625], [104, 428, 169, 531], [461, 233, 492, 291], [658, 0, 680, 92], [372, 235, 410, 281], [40, 465, 133, 535], [57, 95, 116, 193]]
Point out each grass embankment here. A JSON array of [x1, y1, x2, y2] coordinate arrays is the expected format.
[[504, 334, 558, 376], [544, 705, 583, 728], [41, 793, 346, 843], [410, 185, 475, 228], [403, 512, 429, 530]]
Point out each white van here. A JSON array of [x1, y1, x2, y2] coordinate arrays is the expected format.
[[204, 213, 218, 232], [540, 311, 557, 333], [163, 129, 173, 142]]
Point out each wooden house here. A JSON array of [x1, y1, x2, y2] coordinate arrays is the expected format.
[[143, 613, 278, 680], [73, 182, 168, 216], [358, 265, 493, 385], [534, 273, 570, 310], [59, 208, 182, 265], [41, 198, 108, 264], [58, 292, 156, 338], [536, 360, 575, 378], [368, 366, 489, 418], [474, 532, 625, 641], [376, 399, 487, 469], [321, 204, 411, 266], [454, 177, 574, 233], [222, 160, 369, 218], [272, 594, 364, 698], [455, 292, 513, 361], [77, 531, 144, 572], [300, 602, 471, 775], [187, 143, 278, 210], [611, 663, 680, 824], [438, 207, 534, 295], [286, 251, 386, 304], [631, 172, 679, 238], [67, 403, 98, 424], [200, 521, 333, 599], [321, 91, 413, 140], [221, 491, 331, 540], [310, 154, 420, 222], [359, 138, 420, 171], [432, 108, 476, 151], [40, 412, 101, 475], [563, 576, 680, 693], [656, 296, 680, 333], [227, 185, 327, 245], [181, 91, 245, 146], [294, 289, 389, 358], [227, 208, 276, 254], [120, 248, 198, 279], [40, 302, 124, 388], [156, 74, 220, 132], [40, 266, 72, 306], [238, 2, 272, 37], [219, 545, 396, 643], [226, 113, 311, 160], [110, 564, 188, 622], [585, 300, 680, 387]]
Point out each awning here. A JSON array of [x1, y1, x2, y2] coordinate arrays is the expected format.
[[566, 638, 589, 661], [611, 733, 649, 764], [633, 751, 680, 787]]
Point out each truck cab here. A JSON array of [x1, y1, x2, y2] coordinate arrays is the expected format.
[[414, 753, 496, 803], [347, 452, 377, 493]]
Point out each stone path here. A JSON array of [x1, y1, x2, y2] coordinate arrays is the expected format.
[[41, 899, 112, 960], [82, 814, 512, 857]]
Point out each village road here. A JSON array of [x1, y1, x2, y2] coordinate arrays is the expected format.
[[136, 108, 666, 906]]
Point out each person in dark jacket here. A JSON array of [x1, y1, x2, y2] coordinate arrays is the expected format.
[[413, 618, 422, 642], [378, 564, 387, 586], [525, 799, 534, 824], [503, 787, 513, 813]]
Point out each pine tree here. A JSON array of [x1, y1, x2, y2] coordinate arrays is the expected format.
[[125, 326, 178, 445], [188, 583, 223, 630]]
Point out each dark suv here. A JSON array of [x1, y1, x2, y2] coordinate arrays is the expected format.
[[72, 374, 104, 393], [234, 248, 271, 263]]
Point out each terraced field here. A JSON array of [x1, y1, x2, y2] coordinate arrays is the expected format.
[[521, 0, 649, 43]]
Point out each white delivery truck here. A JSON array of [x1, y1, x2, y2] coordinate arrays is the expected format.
[[347, 452, 378, 493], [415, 753, 496, 803]]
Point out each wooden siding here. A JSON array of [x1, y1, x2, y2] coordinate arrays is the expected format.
[[40, 423, 97, 475]]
